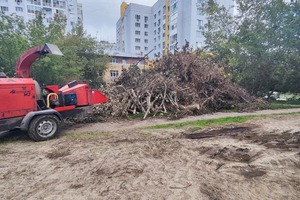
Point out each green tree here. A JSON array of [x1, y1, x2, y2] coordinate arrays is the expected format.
[[0, 13, 28, 76], [0, 13, 108, 87], [203, 0, 300, 95], [55, 26, 108, 87], [29, 15, 76, 86], [27, 14, 48, 46]]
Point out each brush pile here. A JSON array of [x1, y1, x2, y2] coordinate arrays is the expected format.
[[92, 49, 259, 120]]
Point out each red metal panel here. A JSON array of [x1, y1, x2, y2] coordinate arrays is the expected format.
[[59, 81, 107, 107], [90, 89, 107, 104], [15, 43, 63, 78], [59, 83, 90, 106], [54, 105, 76, 112], [0, 78, 37, 119], [43, 85, 59, 94]]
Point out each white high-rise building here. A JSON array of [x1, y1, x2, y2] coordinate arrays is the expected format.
[[0, 0, 83, 32], [116, 0, 234, 59]]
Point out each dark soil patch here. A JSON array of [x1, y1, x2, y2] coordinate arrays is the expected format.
[[184, 126, 300, 150], [240, 168, 266, 178], [46, 149, 71, 159], [69, 184, 84, 189], [183, 126, 253, 139], [208, 147, 253, 163], [236, 131, 300, 150]]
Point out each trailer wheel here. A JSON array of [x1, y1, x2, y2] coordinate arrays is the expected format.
[[28, 115, 61, 141]]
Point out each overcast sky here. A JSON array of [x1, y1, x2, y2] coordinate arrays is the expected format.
[[78, 0, 157, 42]]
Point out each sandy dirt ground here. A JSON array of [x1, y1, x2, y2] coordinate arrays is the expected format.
[[0, 110, 300, 200]]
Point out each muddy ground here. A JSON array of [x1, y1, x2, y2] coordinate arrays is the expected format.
[[0, 113, 300, 200]]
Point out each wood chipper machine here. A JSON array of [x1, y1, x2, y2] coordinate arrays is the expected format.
[[0, 43, 107, 141]]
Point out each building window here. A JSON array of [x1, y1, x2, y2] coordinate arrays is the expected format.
[[43, 0, 51, 7], [197, 7, 204, 15], [15, 0, 23, 4], [158, 10, 161, 16], [144, 39, 148, 43], [53, 0, 66, 9], [55, 9, 65, 15], [135, 30, 141, 35], [197, 20, 203, 29], [111, 58, 117, 63], [135, 14, 140, 21], [27, 5, 34, 13], [110, 70, 119, 78], [145, 47, 148, 51], [0, 6, 9, 12], [171, 3, 177, 12], [145, 31, 148, 36], [154, 38, 156, 42], [135, 38, 141, 43], [154, 22, 156, 27], [158, 43, 161, 49], [172, 23, 177, 30], [154, 14, 156, 19], [196, 31, 201, 38], [27, 0, 42, 6], [15, 7, 23, 12], [135, 46, 141, 50], [144, 16, 148, 23], [144, 24, 148, 28], [135, 22, 140, 27], [170, 34, 177, 44]]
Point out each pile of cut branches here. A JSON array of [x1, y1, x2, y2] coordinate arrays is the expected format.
[[93, 50, 260, 120]]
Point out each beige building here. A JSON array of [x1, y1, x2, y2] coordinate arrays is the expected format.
[[103, 52, 154, 83]]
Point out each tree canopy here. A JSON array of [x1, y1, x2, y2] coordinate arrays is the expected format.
[[0, 13, 108, 87], [204, 0, 300, 95]]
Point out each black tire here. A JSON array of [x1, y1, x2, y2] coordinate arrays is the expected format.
[[28, 115, 61, 141]]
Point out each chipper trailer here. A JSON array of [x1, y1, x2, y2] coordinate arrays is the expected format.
[[0, 44, 107, 141]]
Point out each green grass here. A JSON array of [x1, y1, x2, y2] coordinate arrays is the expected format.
[[129, 113, 145, 119], [147, 115, 259, 130], [257, 101, 300, 110]]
